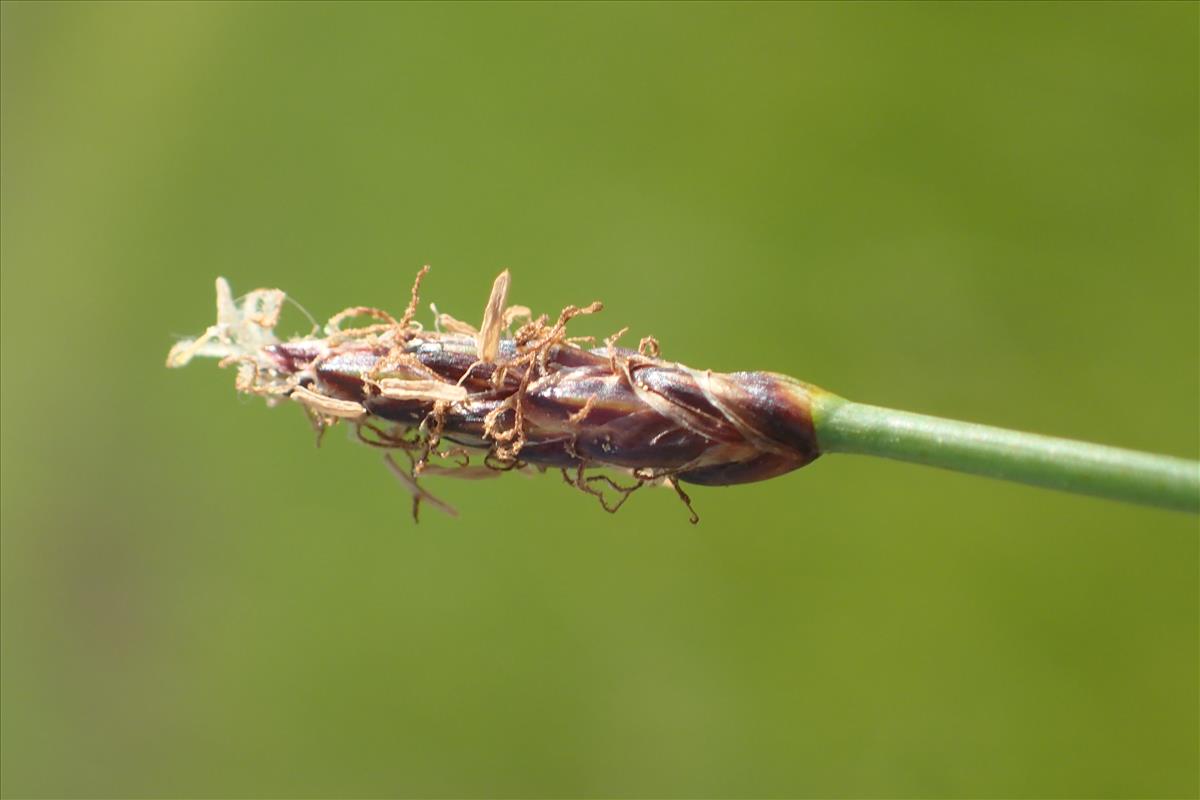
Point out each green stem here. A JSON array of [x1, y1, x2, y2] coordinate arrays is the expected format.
[[811, 395, 1200, 513]]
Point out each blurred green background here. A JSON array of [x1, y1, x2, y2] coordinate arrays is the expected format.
[[2, 2, 1197, 797]]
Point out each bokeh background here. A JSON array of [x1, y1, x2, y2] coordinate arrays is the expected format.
[[2, 2, 1197, 797]]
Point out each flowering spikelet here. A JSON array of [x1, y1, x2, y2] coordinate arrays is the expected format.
[[167, 269, 826, 522]]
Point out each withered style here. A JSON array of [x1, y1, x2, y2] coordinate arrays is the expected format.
[[167, 269, 824, 521]]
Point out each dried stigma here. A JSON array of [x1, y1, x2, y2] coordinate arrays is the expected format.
[[167, 269, 827, 522]]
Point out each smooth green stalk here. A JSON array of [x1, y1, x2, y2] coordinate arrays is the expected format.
[[811, 395, 1200, 513]]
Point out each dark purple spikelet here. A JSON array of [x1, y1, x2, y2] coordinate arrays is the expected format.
[[167, 270, 826, 521]]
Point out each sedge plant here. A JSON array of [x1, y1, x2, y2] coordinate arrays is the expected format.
[[167, 268, 1200, 521]]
